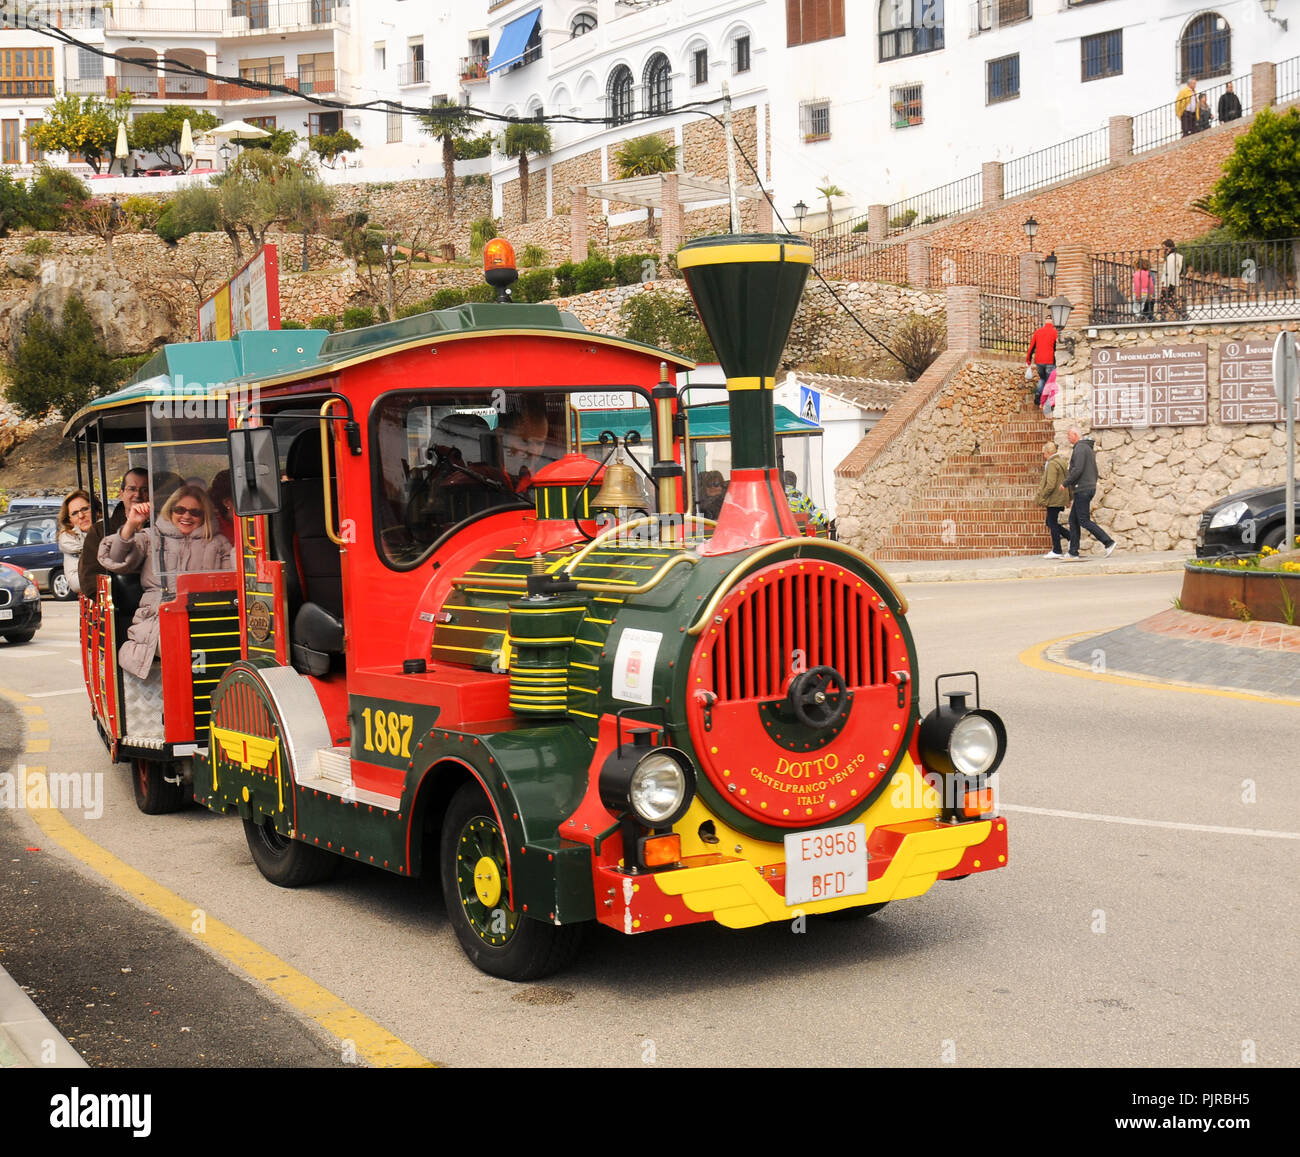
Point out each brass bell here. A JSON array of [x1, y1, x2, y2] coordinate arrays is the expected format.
[[591, 448, 650, 511]]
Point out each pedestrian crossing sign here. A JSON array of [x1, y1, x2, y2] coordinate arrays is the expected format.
[[799, 385, 821, 425]]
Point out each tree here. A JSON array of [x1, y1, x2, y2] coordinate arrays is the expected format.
[[308, 129, 361, 169], [240, 127, 300, 155], [81, 197, 127, 266], [816, 178, 846, 230], [128, 107, 220, 171], [417, 100, 482, 216], [275, 165, 335, 271], [25, 92, 131, 174], [5, 296, 119, 421], [354, 227, 433, 322], [501, 122, 552, 225], [0, 171, 28, 237], [1202, 107, 1300, 240], [24, 164, 90, 231], [619, 290, 715, 363], [613, 134, 677, 238], [155, 184, 223, 246], [213, 150, 311, 260]]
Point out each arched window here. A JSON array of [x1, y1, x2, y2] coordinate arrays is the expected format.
[[879, 0, 944, 63], [571, 12, 597, 38], [644, 53, 672, 114], [608, 65, 634, 126], [1179, 12, 1231, 83]]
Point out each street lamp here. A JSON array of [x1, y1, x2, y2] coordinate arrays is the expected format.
[[1049, 295, 1076, 356], [794, 199, 808, 231], [1042, 250, 1058, 293], [218, 141, 233, 170], [1023, 215, 1039, 252], [1261, 0, 1288, 33]]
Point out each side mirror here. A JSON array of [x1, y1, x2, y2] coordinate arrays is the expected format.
[[228, 427, 282, 516]]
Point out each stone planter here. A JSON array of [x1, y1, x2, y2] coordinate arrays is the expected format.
[[1180, 563, 1300, 624]]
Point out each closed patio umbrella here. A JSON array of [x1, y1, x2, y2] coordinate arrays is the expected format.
[[114, 120, 129, 176]]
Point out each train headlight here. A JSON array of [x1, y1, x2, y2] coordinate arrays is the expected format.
[[918, 675, 1007, 780], [600, 735, 696, 827]]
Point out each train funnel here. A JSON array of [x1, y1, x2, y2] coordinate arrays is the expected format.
[[678, 234, 814, 555]]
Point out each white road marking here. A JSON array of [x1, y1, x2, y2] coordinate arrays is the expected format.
[[28, 688, 88, 698], [1000, 802, 1300, 840]]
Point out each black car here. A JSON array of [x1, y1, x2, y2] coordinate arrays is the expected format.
[[0, 562, 43, 643], [1196, 482, 1300, 557]]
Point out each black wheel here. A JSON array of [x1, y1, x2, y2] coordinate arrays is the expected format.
[[439, 782, 585, 981], [3, 630, 35, 644], [132, 758, 188, 815], [243, 816, 338, 888], [1260, 525, 1289, 551], [50, 571, 74, 600], [821, 902, 889, 922]]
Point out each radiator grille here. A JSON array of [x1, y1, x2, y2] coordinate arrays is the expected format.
[[706, 567, 890, 702]]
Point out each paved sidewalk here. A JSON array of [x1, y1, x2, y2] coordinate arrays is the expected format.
[[881, 548, 1186, 583], [0, 963, 86, 1069]]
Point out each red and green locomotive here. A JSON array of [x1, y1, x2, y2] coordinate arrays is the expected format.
[[69, 234, 1008, 979]]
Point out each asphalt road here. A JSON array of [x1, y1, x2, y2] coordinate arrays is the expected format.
[[1, 576, 1296, 1069]]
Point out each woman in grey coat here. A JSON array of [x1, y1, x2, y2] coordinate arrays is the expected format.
[[98, 484, 235, 678]]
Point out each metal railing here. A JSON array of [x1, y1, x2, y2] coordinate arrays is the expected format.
[[884, 173, 983, 239], [460, 56, 489, 82], [106, 1, 344, 34], [812, 237, 908, 286], [1090, 238, 1300, 326], [0, 80, 55, 98], [930, 247, 1019, 295], [1004, 125, 1109, 198], [980, 294, 1040, 353], [1278, 53, 1300, 104], [1132, 71, 1251, 155], [398, 60, 426, 86]]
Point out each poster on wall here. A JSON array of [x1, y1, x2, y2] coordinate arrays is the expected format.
[[1090, 344, 1208, 428], [197, 244, 280, 341], [1220, 338, 1300, 423]]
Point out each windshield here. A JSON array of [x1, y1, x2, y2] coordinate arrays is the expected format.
[[373, 387, 653, 569]]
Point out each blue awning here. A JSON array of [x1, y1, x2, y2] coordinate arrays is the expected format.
[[487, 7, 541, 75]]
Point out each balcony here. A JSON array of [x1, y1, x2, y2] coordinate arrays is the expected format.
[[459, 56, 488, 83], [398, 60, 426, 87], [82, 69, 340, 102], [212, 69, 339, 100], [0, 79, 55, 98], [971, 0, 1031, 34], [105, 2, 347, 36]]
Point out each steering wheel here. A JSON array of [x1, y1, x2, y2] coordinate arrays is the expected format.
[[785, 666, 847, 730], [424, 445, 510, 493]]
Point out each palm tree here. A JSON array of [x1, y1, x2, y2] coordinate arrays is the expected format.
[[816, 178, 845, 230], [501, 122, 552, 225], [613, 134, 678, 239], [418, 100, 482, 216]]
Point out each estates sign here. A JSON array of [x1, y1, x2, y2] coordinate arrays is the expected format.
[[1090, 344, 1208, 428]]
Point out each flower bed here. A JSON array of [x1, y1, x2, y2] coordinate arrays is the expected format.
[[1182, 545, 1300, 624]]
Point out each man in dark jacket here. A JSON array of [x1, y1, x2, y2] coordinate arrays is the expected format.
[[1062, 427, 1116, 560], [79, 468, 148, 595], [1218, 81, 1242, 123]]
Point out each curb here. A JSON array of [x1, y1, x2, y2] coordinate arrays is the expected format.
[[0, 963, 87, 1069], [881, 552, 1187, 583]]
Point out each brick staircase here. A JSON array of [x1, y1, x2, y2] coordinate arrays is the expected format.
[[874, 399, 1057, 561]]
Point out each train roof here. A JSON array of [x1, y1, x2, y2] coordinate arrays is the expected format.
[[64, 303, 694, 439]]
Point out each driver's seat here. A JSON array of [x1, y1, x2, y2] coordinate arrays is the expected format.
[[271, 430, 344, 676]]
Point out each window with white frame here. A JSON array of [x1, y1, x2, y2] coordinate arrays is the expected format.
[[890, 83, 922, 127], [799, 99, 830, 142], [387, 110, 403, 142], [986, 52, 1019, 103], [734, 34, 751, 73], [693, 48, 708, 85]]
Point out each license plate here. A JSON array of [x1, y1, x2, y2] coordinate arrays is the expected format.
[[0, 609, 12, 620], [784, 823, 868, 905]]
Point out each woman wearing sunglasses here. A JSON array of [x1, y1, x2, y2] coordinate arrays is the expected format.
[[57, 489, 98, 597], [98, 484, 235, 679]]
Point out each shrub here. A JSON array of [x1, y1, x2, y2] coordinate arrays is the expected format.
[[469, 216, 497, 255], [454, 134, 493, 161], [519, 244, 549, 268], [572, 255, 614, 293], [25, 164, 89, 231], [154, 186, 220, 244], [465, 283, 495, 303], [5, 295, 119, 420], [0, 171, 29, 237], [889, 313, 946, 381], [516, 269, 554, 302], [614, 253, 657, 286], [888, 208, 917, 230], [341, 306, 375, 329], [553, 261, 577, 296], [120, 195, 163, 230], [618, 291, 716, 363], [280, 319, 306, 329], [309, 314, 338, 332], [22, 236, 53, 257], [429, 288, 469, 310], [852, 219, 871, 233]]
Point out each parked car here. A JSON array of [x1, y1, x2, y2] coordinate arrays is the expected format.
[[0, 561, 42, 643], [0, 499, 60, 533], [1196, 481, 1300, 557], [0, 514, 75, 599]]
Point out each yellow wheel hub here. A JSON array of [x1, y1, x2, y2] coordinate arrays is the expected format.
[[473, 856, 502, 908]]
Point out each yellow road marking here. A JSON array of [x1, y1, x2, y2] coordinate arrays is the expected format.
[[1020, 633, 1300, 707], [0, 685, 437, 1069]]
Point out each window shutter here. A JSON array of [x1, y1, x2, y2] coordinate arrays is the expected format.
[[830, 0, 845, 38], [786, 0, 802, 46]]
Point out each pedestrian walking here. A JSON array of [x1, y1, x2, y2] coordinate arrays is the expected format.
[[1062, 426, 1116, 560], [1159, 238, 1185, 320], [1218, 80, 1242, 123], [1196, 92, 1213, 132], [1132, 256, 1155, 319], [1034, 442, 1072, 559], [1176, 77, 1198, 137], [1026, 312, 1057, 405]]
